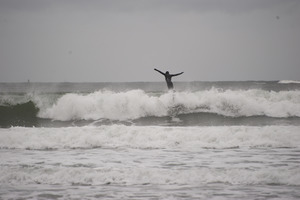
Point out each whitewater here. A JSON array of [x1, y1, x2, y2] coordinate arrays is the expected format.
[[1, 81, 300, 199]]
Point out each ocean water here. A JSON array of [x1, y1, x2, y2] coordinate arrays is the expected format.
[[1, 81, 300, 199]]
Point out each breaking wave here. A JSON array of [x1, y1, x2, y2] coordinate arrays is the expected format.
[[1, 89, 300, 126], [279, 80, 300, 84], [40, 89, 300, 120]]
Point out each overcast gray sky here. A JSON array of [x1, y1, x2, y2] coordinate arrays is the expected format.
[[0, 0, 300, 82]]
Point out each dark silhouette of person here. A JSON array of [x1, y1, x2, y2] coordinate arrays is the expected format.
[[154, 68, 184, 90]]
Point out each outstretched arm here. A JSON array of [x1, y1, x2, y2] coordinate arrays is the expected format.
[[154, 68, 165, 76], [171, 72, 184, 77]]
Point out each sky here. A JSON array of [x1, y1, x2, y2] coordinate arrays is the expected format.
[[0, 0, 300, 82]]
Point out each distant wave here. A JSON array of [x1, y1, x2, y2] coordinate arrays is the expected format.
[[279, 80, 300, 84]]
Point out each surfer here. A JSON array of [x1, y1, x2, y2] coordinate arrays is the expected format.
[[154, 68, 184, 90]]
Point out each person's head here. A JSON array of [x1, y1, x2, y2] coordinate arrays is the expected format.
[[166, 71, 169, 74]]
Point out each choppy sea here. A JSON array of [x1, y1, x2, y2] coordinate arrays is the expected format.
[[1, 81, 300, 199]]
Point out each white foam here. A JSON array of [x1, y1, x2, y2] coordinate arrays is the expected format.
[[1, 125, 300, 187], [1, 125, 299, 150], [1, 161, 299, 186], [38, 89, 300, 121]]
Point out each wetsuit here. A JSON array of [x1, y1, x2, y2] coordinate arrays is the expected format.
[[154, 68, 184, 90]]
